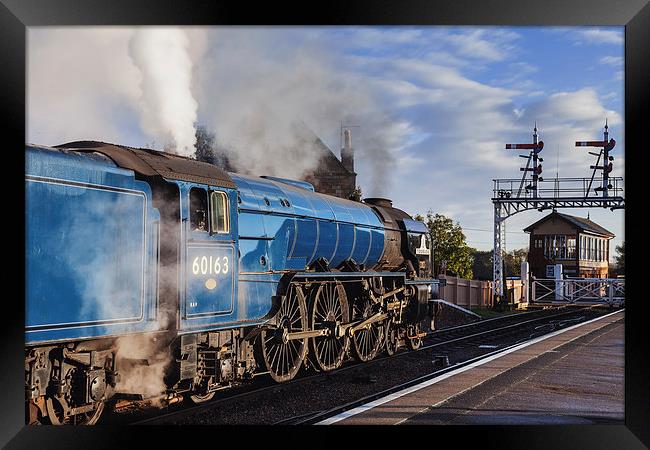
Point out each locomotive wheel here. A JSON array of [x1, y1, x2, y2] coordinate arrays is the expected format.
[[45, 395, 105, 425], [259, 284, 308, 382], [309, 281, 350, 371], [189, 392, 216, 404], [406, 323, 423, 351], [384, 319, 398, 356], [351, 296, 382, 362]]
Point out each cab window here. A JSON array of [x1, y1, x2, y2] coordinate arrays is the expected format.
[[190, 187, 208, 232], [210, 191, 229, 234]]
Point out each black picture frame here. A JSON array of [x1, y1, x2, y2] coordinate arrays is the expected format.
[[1, 0, 646, 447]]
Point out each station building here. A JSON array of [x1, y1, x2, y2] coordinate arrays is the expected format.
[[524, 211, 614, 279]]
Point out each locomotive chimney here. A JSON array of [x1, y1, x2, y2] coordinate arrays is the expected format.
[[341, 129, 355, 173], [363, 197, 393, 208]]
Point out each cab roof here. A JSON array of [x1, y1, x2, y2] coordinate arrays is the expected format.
[[55, 140, 236, 189]]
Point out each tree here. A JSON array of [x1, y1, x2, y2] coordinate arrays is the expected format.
[[194, 124, 216, 163], [470, 249, 493, 280], [615, 241, 625, 274], [469, 247, 528, 281], [194, 124, 235, 171], [349, 186, 363, 202], [503, 248, 528, 277], [422, 211, 473, 279]]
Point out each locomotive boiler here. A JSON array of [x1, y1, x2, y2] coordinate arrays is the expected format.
[[25, 141, 442, 424]]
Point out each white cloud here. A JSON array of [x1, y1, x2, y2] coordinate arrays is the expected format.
[[332, 27, 521, 71], [521, 89, 621, 127], [491, 61, 540, 91], [575, 28, 624, 45], [339, 28, 424, 48], [602, 91, 618, 101], [600, 55, 623, 65], [511, 88, 623, 170], [438, 28, 521, 62]]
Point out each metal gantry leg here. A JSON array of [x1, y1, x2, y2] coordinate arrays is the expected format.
[[493, 203, 505, 302]]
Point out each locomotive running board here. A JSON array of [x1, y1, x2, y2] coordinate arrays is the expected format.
[[294, 271, 404, 279]]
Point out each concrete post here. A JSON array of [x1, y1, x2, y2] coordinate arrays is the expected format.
[[608, 281, 614, 306], [531, 279, 536, 305], [554, 264, 563, 301], [521, 261, 529, 304]]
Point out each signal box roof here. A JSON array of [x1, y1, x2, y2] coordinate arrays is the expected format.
[[55, 140, 236, 189], [523, 211, 614, 238]]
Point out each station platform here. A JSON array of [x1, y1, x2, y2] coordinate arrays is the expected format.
[[321, 310, 624, 425]]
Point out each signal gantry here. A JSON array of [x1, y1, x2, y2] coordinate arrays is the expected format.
[[492, 122, 624, 304]]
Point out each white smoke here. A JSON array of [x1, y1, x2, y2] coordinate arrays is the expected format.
[[128, 28, 198, 156], [114, 334, 170, 404], [191, 29, 406, 193]]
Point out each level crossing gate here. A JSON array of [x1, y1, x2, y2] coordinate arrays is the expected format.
[[530, 277, 625, 307]]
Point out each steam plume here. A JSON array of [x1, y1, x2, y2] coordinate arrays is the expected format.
[[129, 28, 198, 155]]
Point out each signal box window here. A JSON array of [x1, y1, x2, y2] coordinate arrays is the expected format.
[[210, 191, 229, 234], [190, 188, 208, 232], [567, 238, 576, 259]]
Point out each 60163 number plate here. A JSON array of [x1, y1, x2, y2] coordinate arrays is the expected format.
[[191, 255, 230, 276], [185, 245, 235, 316]]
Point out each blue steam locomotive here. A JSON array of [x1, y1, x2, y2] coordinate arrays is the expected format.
[[25, 141, 442, 424]]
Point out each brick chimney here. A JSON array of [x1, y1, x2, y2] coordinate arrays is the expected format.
[[341, 129, 355, 173]]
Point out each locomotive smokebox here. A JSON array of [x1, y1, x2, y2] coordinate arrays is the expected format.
[[363, 197, 393, 208]]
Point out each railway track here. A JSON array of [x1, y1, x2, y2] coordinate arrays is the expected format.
[[110, 305, 605, 425]]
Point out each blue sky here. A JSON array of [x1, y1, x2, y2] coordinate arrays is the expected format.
[[28, 26, 625, 259]]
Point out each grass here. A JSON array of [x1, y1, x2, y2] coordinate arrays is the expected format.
[[470, 307, 525, 319]]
